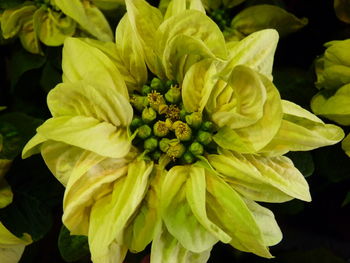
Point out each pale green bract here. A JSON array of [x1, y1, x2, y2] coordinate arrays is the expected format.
[[311, 39, 350, 157], [0, 0, 122, 54], [22, 0, 344, 262]]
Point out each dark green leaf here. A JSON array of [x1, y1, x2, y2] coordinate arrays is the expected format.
[[0, 112, 42, 159], [273, 67, 316, 109], [0, 0, 25, 9], [0, 155, 64, 241], [40, 61, 62, 93], [9, 48, 46, 88], [286, 151, 314, 177], [313, 144, 350, 183], [58, 225, 90, 262]]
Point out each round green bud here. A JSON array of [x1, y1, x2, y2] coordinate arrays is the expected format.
[[165, 80, 177, 88], [144, 137, 158, 152], [152, 150, 162, 160], [173, 121, 192, 141], [130, 117, 143, 130], [164, 86, 181, 104], [189, 142, 204, 156], [137, 124, 152, 139], [142, 85, 152, 95], [197, 130, 212, 145], [142, 107, 157, 123], [167, 140, 186, 159], [131, 95, 149, 112], [150, 78, 164, 92], [180, 108, 188, 122], [181, 151, 195, 164], [185, 112, 202, 129], [201, 121, 214, 132], [159, 138, 171, 152], [153, 121, 169, 137]]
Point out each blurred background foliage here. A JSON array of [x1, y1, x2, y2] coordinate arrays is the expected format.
[[0, 0, 349, 262]]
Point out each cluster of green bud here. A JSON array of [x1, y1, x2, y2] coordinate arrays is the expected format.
[[34, 0, 55, 9], [210, 9, 231, 31], [130, 77, 217, 166]]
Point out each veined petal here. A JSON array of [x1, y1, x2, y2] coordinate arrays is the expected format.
[[182, 59, 217, 113], [115, 15, 148, 91], [62, 38, 128, 99], [219, 29, 279, 80], [207, 153, 293, 203], [262, 100, 344, 155], [55, 0, 113, 41], [186, 165, 231, 243], [161, 165, 218, 253], [64, 156, 130, 235], [123, 166, 164, 252], [163, 0, 205, 20], [212, 65, 267, 129], [47, 81, 133, 127], [125, 0, 165, 78], [151, 223, 211, 263], [311, 84, 350, 126], [206, 174, 272, 258], [88, 160, 153, 262], [0, 222, 32, 263], [40, 141, 97, 186], [36, 116, 131, 159], [157, 10, 227, 62], [243, 199, 282, 246], [208, 150, 310, 202], [213, 73, 282, 152], [77, 37, 146, 92], [162, 34, 217, 82]]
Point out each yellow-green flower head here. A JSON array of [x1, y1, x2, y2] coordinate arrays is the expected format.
[[0, 0, 122, 54], [22, 0, 344, 262], [311, 39, 350, 157]]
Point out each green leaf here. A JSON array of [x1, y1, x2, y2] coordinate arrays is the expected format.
[[286, 151, 314, 178], [58, 225, 90, 263], [273, 67, 316, 108], [0, 113, 43, 159], [0, 155, 64, 241], [0, 0, 25, 9], [9, 48, 46, 88]]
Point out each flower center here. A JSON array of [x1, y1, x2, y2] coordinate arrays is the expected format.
[[130, 77, 217, 166]]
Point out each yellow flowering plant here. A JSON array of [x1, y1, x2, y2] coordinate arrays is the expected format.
[[0, 0, 124, 54], [311, 39, 350, 157], [22, 0, 344, 262]]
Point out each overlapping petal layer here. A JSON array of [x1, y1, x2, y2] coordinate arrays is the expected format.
[[22, 1, 344, 263]]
